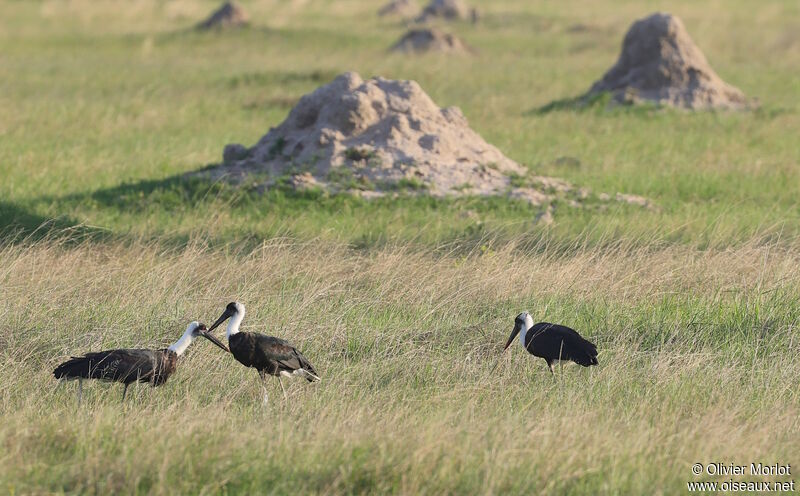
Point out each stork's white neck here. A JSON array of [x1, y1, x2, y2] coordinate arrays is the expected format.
[[519, 314, 534, 348], [168, 330, 195, 355], [226, 310, 244, 338]]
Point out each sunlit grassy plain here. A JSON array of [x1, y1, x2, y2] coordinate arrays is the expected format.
[[1, 0, 799, 493]]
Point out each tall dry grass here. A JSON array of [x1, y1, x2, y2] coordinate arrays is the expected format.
[[1, 236, 797, 493]]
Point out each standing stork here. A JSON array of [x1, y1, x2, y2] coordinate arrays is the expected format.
[[207, 302, 319, 404], [53, 322, 229, 403], [503, 312, 598, 376]]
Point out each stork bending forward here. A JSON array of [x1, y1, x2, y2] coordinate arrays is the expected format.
[[503, 312, 598, 376], [53, 322, 229, 403]]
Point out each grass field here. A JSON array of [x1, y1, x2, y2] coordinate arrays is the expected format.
[[1, 0, 799, 493]]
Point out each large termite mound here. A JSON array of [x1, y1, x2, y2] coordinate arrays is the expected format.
[[587, 13, 748, 109], [198, 72, 526, 197], [194, 73, 655, 211], [197, 1, 249, 30], [391, 28, 469, 54]]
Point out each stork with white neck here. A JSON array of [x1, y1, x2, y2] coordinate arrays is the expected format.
[[54, 321, 229, 403], [207, 301, 319, 404], [503, 312, 599, 376]]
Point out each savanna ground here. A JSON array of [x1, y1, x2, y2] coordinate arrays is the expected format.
[[1, 0, 799, 494]]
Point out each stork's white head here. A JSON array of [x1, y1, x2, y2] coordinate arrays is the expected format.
[[503, 311, 534, 351], [231, 302, 245, 316], [168, 321, 229, 355], [207, 301, 246, 339]]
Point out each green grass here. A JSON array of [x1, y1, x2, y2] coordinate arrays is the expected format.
[[1, 0, 799, 494]]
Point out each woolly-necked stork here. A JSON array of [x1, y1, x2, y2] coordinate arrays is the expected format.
[[53, 322, 229, 402], [207, 302, 319, 403], [503, 312, 598, 376]]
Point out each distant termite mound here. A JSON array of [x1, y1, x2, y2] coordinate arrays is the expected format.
[[586, 13, 748, 109], [378, 0, 419, 18], [391, 28, 469, 54], [196, 1, 249, 30], [416, 0, 476, 23]]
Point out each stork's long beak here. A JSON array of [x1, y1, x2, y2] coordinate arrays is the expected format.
[[199, 328, 230, 353], [503, 323, 521, 351], [207, 310, 232, 333]]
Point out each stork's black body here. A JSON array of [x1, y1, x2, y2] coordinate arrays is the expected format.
[[504, 313, 598, 375], [229, 332, 318, 381], [523, 322, 599, 370], [53, 322, 228, 402], [208, 302, 319, 403], [54, 348, 179, 396]]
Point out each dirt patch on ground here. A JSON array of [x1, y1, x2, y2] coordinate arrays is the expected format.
[[391, 28, 469, 54], [586, 12, 748, 109], [378, 0, 419, 18], [196, 1, 248, 30]]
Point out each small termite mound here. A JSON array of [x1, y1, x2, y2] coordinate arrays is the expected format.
[[390, 28, 470, 54], [416, 0, 477, 23], [378, 0, 419, 19], [196, 1, 249, 30]]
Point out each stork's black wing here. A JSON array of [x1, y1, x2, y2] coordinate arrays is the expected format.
[[256, 335, 318, 378], [53, 349, 157, 384], [525, 322, 599, 366], [254, 334, 318, 381], [229, 332, 319, 381]]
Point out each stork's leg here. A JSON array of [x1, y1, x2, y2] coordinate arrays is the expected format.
[[259, 370, 268, 406], [547, 360, 556, 379], [278, 376, 288, 401], [122, 383, 129, 402]]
